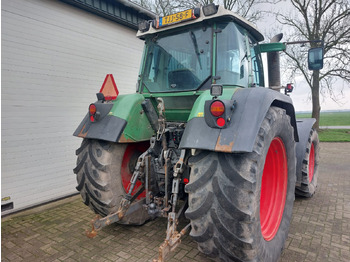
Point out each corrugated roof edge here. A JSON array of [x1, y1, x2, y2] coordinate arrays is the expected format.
[[60, 0, 156, 29], [117, 0, 156, 19]]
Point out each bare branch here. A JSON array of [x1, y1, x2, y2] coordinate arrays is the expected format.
[[275, 0, 350, 129]]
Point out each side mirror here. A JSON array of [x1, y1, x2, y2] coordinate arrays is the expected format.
[[308, 47, 324, 70]]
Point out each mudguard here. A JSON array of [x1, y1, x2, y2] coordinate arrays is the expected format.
[[295, 118, 316, 186], [179, 87, 299, 153], [73, 94, 155, 143]]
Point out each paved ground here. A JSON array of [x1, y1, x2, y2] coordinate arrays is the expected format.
[[2, 142, 350, 262]]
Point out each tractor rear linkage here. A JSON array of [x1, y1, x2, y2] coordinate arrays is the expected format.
[[86, 98, 190, 262]]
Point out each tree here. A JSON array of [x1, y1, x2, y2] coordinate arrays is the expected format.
[[277, 0, 350, 129]]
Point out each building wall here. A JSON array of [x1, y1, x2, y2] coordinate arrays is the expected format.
[[1, 0, 145, 214]]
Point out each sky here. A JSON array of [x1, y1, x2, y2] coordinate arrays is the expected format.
[[287, 75, 350, 112], [254, 1, 350, 112]]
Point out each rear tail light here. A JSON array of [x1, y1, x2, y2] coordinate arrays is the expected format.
[[216, 117, 226, 127], [89, 104, 96, 114], [210, 101, 225, 117], [89, 104, 97, 122], [284, 83, 294, 95]]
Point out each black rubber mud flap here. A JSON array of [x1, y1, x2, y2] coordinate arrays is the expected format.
[[73, 114, 127, 142]]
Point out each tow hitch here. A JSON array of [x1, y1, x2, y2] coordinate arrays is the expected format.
[[85, 98, 191, 261], [154, 149, 190, 262], [86, 186, 145, 238], [154, 207, 190, 262]]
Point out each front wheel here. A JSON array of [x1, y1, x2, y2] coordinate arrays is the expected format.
[[295, 129, 320, 197], [73, 139, 150, 225], [185, 107, 296, 261]]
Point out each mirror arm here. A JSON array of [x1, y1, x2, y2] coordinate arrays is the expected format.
[[284, 40, 324, 47]]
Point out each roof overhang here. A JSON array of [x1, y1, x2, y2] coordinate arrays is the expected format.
[[61, 0, 156, 30]]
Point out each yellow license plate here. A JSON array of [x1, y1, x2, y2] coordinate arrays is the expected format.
[[159, 9, 194, 27]]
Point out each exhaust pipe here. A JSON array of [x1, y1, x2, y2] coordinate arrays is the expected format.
[[267, 33, 283, 89]]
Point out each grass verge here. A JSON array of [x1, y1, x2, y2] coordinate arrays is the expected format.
[[296, 111, 350, 126], [318, 129, 350, 142]]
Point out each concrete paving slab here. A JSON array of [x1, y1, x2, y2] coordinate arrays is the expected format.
[[2, 142, 350, 262]]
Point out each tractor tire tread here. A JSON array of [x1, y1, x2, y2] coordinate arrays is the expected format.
[[185, 107, 296, 262], [295, 129, 320, 197]]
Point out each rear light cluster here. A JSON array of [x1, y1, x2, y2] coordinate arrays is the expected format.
[[89, 104, 97, 122], [204, 98, 236, 129], [210, 101, 225, 117], [210, 100, 226, 127]]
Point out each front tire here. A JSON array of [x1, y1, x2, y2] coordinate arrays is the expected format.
[[185, 107, 296, 261], [73, 139, 150, 225], [295, 129, 320, 197]]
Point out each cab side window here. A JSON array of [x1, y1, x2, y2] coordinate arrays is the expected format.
[[249, 38, 265, 87], [216, 22, 249, 87]]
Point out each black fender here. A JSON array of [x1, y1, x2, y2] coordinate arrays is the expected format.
[[73, 101, 127, 142], [179, 87, 299, 153], [73, 94, 156, 143], [295, 118, 316, 186]]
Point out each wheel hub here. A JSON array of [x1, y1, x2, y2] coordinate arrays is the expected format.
[[309, 143, 315, 183], [260, 137, 288, 241], [121, 143, 148, 199]]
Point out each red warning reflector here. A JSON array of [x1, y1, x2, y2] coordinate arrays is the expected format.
[[183, 178, 189, 184], [100, 74, 119, 101]]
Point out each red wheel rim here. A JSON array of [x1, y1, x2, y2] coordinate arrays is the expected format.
[[260, 137, 288, 241], [308, 143, 315, 183], [121, 143, 148, 199]]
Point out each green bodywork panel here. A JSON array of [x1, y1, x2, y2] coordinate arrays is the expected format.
[[259, 42, 286, 53], [111, 88, 239, 142], [143, 91, 201, 122], [109, 94, 155, 142], [188, 87, 239, 121]]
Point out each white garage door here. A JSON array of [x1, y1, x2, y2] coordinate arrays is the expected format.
[[1, 0, 145, 214]]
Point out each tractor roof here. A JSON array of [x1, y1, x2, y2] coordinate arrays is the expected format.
[[136, 5, 264, 42]]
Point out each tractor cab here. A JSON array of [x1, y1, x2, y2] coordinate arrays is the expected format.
[[136, 4, 265, 94]]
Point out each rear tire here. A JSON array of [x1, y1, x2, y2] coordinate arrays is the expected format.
[[295, 129, 320, 197], [73, 139, 150, 225], [185, 107, 296, 261]]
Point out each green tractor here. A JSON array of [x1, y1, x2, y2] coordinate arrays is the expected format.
[[73, 4, 322, 261]]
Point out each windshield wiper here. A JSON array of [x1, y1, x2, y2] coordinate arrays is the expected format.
[[189, 31, 202, 70]]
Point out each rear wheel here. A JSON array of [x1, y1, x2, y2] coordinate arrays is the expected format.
[[295, 129, 320, 197], [73, 139, 150, 225], [185, 107, 296, 261]]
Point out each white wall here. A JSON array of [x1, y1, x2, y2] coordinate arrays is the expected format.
[[1, 0, 144, 214]]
